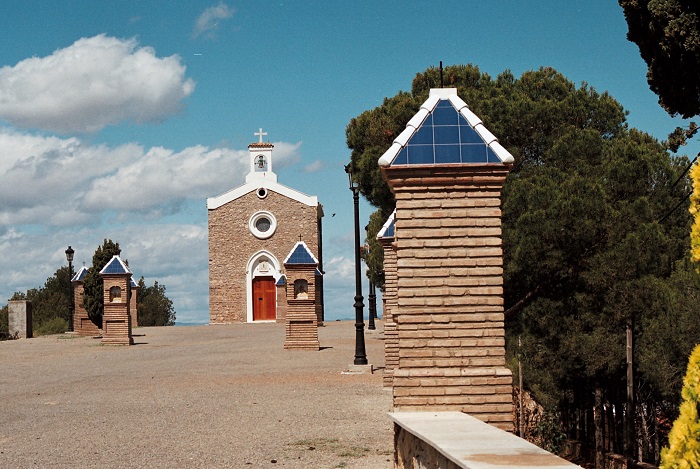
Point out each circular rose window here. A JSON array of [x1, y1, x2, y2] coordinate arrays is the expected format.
[[249, 211, 277, 239]]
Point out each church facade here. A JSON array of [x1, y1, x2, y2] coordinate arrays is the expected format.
[[207, 130, 324, 324]]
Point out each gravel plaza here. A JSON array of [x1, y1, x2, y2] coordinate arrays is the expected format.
[[0, 321, 393, 468]]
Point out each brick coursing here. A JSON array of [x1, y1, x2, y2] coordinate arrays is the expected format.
[[380, 238, 398, 388], [383, 164, 514, 431], [72, 281, 101, 337], [283, 264, 320, 350], [208, 189, 322, 324], [100, 274, 133, 345]]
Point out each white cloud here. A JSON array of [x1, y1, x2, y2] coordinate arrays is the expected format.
[[0, 128, 303, 226], [0, 35, 195, 133], [303, 160, 325, 173], [324, 256, 355, 283], [193, 3, 235, 39]]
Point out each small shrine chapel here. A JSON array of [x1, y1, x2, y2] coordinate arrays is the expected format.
[[207, 129, 324, 324]]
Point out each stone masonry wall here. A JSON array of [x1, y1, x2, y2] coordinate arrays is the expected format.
[[208, 190, 320, 323], [384, 165, 514, 431], [380, 238, 398, 388]]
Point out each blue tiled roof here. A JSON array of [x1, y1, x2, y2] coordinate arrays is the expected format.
[[315, 268, 323, 276], [377, 210, 396, 239], [393, 100, 501, 165], [131, 277, 138, 288], [99, 255, 132, 275], [71, 266, 89, 282], [378, 88, 514, 167], [283, 242, 318, 265], [276, 276, 286, 286]]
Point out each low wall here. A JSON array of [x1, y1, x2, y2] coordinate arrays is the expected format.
[[390, 411, 582, 469]]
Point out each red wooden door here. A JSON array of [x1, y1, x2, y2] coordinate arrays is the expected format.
[[252, 277, 276, 321]]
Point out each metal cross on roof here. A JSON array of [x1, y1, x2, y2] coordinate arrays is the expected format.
[[254, 128, 267, 143]]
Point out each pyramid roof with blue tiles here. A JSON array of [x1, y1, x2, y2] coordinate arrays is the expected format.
[[71, 265, 90, 282], [377, 210, 396, 240], [378, 88, 514, 167], [99, 255, 132, 276], [283, 241, 319, 266]]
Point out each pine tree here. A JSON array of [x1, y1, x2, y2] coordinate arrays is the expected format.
[[661, 344, 700, 468]]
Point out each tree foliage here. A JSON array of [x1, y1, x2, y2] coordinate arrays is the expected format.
[[620, 0, 700, 120], [4, 267, 72, 336], [346, 64, 697, 462], [82, 239, 121, 328], [660, 344, 700, 468], [620, 0, 700, 150], [137, 277, 176, 327], [691, 163, 700, 264]]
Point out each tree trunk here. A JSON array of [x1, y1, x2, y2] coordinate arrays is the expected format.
[[595, 387, 605, 469]]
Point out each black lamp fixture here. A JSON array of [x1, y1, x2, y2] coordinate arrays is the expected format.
[[364, 225, 377, 331], [345, 164, 368, 365], [65, 246, 75, 332]]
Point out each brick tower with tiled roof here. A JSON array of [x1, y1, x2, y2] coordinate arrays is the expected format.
[[379, 88, 514, 430]]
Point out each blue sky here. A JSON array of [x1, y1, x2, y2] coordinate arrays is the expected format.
[[1, 1, 697, 324]]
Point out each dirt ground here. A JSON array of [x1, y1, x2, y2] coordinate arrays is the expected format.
[[0, 320, 393, 468]]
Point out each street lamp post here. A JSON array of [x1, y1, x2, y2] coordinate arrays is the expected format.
[[363, 226, 377, 331], [345, 164, 368, 365], [65, 246, 75, 332], [368, 279, 377, 330]]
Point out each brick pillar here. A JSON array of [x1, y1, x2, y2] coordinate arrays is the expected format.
[[8, 300, 32, 339], [130, 284, 138, 328], [99, 260, 133, 345], [72, 281, 100, 336], [275, 277, 287, 323], [383, 164, 514, 431], [379, 218, 399, 388], [283, 264, 320, 350]]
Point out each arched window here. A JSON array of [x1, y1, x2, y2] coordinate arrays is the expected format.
[[109, 286, 122, 303], [294, 279, 309, 299]]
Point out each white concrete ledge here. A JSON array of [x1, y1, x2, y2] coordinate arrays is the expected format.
[[390, 411, 582, 469]]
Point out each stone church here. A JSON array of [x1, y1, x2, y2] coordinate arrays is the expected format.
[[207, 129, 324, 324]]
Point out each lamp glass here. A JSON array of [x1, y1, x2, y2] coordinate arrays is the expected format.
[[65, 246, 75, 263]]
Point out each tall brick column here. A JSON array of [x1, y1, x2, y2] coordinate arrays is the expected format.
[[283, 242, 320, 350], [378, 212, 398, 388], [383, 165, 513, 430], [99, 256, 133, 345], [378, 87, 515, 430], [72, 266, 101, 337]]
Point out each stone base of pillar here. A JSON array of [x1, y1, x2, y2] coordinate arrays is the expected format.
[[284, 312, 319, 351]]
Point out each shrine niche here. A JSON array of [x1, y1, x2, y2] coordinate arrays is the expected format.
[[282, 242, 320, 351], [99, 255, 133, 345]]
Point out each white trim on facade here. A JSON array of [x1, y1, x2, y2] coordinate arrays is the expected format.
[[206, 179, 319, 210], [245, 250, 282, 323]]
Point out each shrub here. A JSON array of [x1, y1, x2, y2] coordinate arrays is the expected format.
[[34, 317, 68, 336], [660, 344, 700, 468]]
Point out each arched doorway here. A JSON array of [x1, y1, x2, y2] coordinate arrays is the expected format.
[[246, 251, 281, 322]]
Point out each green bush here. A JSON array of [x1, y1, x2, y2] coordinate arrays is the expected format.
[[661, 344, 700, 468], [34, 317, 68, 336]]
